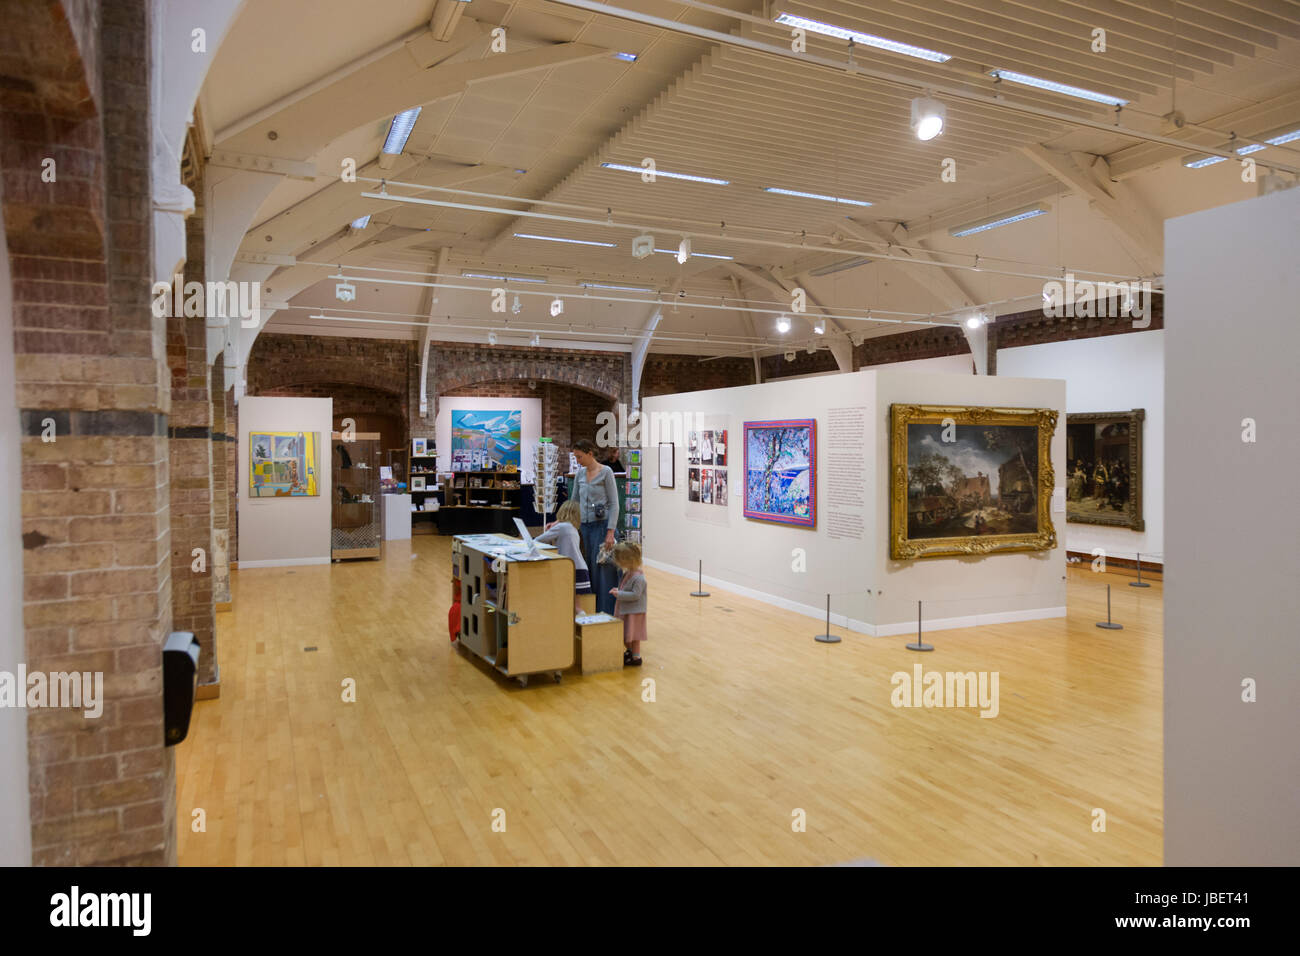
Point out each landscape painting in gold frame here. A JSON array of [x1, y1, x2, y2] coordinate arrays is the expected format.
[[890, 404, 1057, 560]]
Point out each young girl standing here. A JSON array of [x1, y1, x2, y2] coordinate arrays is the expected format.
[[609, 541, 647, 666]]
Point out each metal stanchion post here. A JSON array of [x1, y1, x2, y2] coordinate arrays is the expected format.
[[906, 600, 934, 651], [690, 559, 710, 598], [814, 593, 841, 643], [1130, 551, 1151, 588], [1096, 584, 1123, 629]]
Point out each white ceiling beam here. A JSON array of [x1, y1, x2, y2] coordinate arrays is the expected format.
[[419, 247, 452, 419], [218, 32, 612, 157], [1021, 144, 1163, 274], [729, 275, 762, 383], [243, 160, 511, 258], [630, 303, 664, 410]]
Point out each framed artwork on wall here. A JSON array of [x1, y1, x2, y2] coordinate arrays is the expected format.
[[889, 404, 1057, 559], [411, 476, 426, 491], [743, 419, 816, 527], [658, 443, 674, 488], [250, 431, 319, 497], [451, 409, 522, 469], [412, 437, 427, 457], [687, 467, 701, 502], [1065, 410, 1145, 531]]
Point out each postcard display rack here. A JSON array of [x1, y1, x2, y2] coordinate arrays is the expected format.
[[453, 533, 574, 686], [331, 432, 382, 560], [536, 440, 559, 521], [622, 448, 642, 544]]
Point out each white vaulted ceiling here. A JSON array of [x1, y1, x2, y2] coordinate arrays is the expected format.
[[198, 0, 1300, 361]]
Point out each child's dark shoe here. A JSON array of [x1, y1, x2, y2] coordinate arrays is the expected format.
[[627, 655, 642, 667]]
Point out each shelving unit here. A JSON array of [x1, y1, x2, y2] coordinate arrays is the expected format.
[[409, 449, 440, 535], [331, 431, 381, 560], [437, 468, 523, 534], [454, 533, 574, 685]]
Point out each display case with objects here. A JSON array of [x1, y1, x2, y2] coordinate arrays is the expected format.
[[331, 432, 382, 560]]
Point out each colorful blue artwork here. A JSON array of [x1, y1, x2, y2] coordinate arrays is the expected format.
[[451, 409, 522, 469], [743, 419, 816, 527]]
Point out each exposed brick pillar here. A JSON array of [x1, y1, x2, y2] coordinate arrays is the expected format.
[[210, 361, 231, 606], [3, 0, 178, 865], [166, 226, 216, 686]]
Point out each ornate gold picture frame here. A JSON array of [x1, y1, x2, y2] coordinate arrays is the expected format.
[[890, 404, 1058, 560], [1065, 410, 1144, 531]]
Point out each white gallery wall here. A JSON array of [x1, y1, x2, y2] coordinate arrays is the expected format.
[[643, 367, 1066, 635], [1164, 186, 1300, 866], [0, 200, 31, 865], [998, 330, 1164, 561], [434, 395, 541, 479], [237, 396, 333, 567]]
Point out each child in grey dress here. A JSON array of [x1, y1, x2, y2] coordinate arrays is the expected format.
[[610, 541, 647, 666]]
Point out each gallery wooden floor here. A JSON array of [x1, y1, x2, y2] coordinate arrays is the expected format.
[[176, 537, 1163, 866]]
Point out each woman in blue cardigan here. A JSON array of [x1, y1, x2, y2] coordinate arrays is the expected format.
[[572, 439, 620, 614]]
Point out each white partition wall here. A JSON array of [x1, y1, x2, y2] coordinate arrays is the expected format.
[[642, 368, 1066, 634], [237, 396, 333, 568], [1164, 186, 1300, 866]]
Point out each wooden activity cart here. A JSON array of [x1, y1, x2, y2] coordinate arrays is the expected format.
[[453, 533, 575, 686]]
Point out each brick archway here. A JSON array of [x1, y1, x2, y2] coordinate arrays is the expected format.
[[429, 344, 628, 411]]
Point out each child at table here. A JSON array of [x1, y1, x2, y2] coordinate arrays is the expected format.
[[609, 541, 647, 667], [535, 499, 591, 612]]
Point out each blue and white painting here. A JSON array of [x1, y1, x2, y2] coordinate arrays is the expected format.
[[451, 409, 522, 469], [743, 419, 816, 527]]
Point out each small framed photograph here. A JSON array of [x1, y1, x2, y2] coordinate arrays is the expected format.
[[629, 450, 641, 464], [411, 476, 426, 491], [658, 443, 674, 489], [626, 514, 640, 529], [629, 465, 640, 480], [627, 481, 641, 496], [413, 438, 427, 457], [626, 498, 640, 513]]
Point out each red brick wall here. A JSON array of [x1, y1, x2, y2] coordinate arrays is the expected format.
[[640, 354, 754, 397], [3, 0, 178, 865]]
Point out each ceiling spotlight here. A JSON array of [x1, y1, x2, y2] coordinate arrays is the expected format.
[[632, 233, 655, 259], [965, 315, 983, 329], [550, 297, 564, 317], [813, 320, 825, 334], [911, 96, 946, 141], [784, 350, 797, 361], [677, 237, 691, 264], [334, 280, 356, 303], [776, 315, 791, 333], [488, 332, 497, 346], [511, 295, 522, 314]]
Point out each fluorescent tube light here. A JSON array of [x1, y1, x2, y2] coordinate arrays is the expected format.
[[1182, 153, 1227, 169], [583, 282, 653, 292], [462, 271, 547, 283], [775, 13, 951, 63], [949, 204, 1049, 238], [764, 186, 872, 207], [611, 52, 638, 62], [654, 248, 733, 260], [808, 256, 872, 277], [514, 233, 617, 248], [350, 215, 371, 230], [600, 162, 729, 185], [382, 107, 422, 155], [990, 70, 1126, 106]]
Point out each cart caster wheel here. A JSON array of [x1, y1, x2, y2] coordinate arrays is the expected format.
[[553, 672, 562, 683], [517, 675, 528, 687]]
